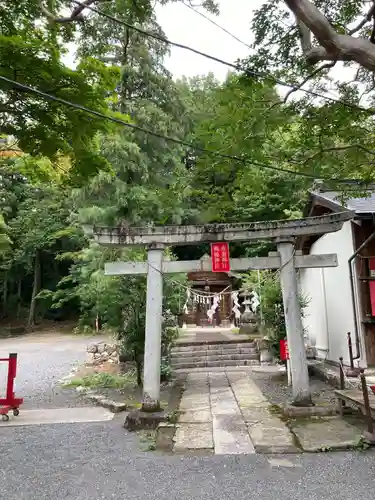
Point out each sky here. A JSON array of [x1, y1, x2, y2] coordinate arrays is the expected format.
[[154, 0, 263, 80], [63, 0, 262, 80], [61, 0, 353, 100]]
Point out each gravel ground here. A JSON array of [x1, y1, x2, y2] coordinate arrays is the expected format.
[[0, 332, 109, 409], [0, 335, 373, 500], [0, 419, 375, 500], [250, 368, 336, 406]]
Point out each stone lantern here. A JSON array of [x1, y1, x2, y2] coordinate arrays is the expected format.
[[239, 290, 258, 335]]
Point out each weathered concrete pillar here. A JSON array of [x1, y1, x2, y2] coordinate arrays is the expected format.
[[277, 240, 312, 406], [142, 246, 164, 412]]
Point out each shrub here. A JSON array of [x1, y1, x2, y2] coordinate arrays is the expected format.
[[242, 270, 308, 357]]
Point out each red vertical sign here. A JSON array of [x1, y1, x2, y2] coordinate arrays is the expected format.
[[211, 242, 230, 272], [280, 340, 289, 360]]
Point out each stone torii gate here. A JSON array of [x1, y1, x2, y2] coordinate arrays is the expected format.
[[84, 211, 353, 411]]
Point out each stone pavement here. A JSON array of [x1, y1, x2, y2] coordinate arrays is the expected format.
[[174, 370, 365, 454], [174, 371, 296, 454]]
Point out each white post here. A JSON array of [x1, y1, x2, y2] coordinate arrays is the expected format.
[[278, 240, 312, 406], [142, 246, 164, 412]]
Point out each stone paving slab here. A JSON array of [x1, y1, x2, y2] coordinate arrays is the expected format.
[[228, 373, 272, 411], [241, 407, 274, 425], [0, 407, 114, 427], [173, 423, 213, 451], [291, 417, 363, 452], [247, 417, 298, 454], [178, 410, 212, 423], [173, 369, 301, 455], [212, 414, 255, 454]]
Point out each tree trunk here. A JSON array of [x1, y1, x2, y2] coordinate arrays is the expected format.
[[2, 272, 7, 318], [28, 251, 41, 327], [134, 350, 143, 387], [16, 280, 22, 319]]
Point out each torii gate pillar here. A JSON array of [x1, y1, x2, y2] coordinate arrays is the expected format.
[[143, 247, 163, 411], [278, 239, 310, 405]]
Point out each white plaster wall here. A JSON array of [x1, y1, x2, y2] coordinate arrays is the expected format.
[[300, 221, 362, 366]]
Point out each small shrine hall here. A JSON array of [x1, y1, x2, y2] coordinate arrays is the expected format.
[[181, 255, 237, 327]]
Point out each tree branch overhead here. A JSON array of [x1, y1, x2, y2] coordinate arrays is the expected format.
[[39, 0, 107, 23], [284, 0, 375, 72]]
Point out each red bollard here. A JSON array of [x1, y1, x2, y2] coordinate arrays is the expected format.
[[0, 353, 23, 421]]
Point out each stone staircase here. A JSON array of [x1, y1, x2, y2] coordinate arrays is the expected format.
[[170, 340, 260, 372]]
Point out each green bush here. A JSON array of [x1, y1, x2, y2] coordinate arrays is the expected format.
[[242, 271, 308, 357], [160, 357, 172, 382]]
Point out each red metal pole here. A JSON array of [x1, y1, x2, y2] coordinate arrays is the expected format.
[[6, 353, 17, 402]]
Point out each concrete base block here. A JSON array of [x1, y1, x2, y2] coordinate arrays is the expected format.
[[124, 410, 167, 431], [283, 404, 336, 418], [291, 417, 362, 452], [363, 430, 375, 445]]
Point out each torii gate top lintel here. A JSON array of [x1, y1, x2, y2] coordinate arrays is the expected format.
[[83, 211, 354, 247]]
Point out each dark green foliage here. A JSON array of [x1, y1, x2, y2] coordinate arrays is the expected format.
[[243, 271, 308, 357]]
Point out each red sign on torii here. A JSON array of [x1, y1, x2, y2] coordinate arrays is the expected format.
[[211, 242, 230, 272]]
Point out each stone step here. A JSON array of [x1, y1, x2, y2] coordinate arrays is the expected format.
[[172, 342, 256, 353], [174, 365, 260, 374], [171, 347, 258, 358], [171, 353, 260, 366], [172, 359, 260, 370]]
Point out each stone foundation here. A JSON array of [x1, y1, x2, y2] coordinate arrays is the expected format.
[[86, 341, 119, 365]]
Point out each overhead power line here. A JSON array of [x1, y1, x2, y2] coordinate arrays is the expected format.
[[72, 0, 374, 115], [0, 74, 368, 185], [181, 2, 252, 50]]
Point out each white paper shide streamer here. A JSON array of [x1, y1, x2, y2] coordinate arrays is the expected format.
[[251, 291, 260, 313], [231, 291, 241, 319], [207, 294, 220, 322], [183, 288, 191, 314]]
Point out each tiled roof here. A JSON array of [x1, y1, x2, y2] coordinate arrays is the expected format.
[[312, 190, 375, 214]]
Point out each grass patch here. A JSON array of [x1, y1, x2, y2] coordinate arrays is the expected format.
[[167, 410, 179, 424], [63, 370, 137, 390], [138, 430, 157, 451]]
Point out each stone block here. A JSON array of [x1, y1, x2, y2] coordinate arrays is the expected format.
[[97, 343, 106, 354], [239, 324, 258, 335], [241, 407, 273, 425], [247, 417, 298, 454], [106, 345, 117, 355], [283, 404, 337, 418], [212, 414, 255, 454], [173, 423, 213, 451], [206, 361, 221, 368], [124, 410, 168, 431], [156, 423, 176, 451], [291, 417, 362, 452], [178, 410, 212, 423]]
